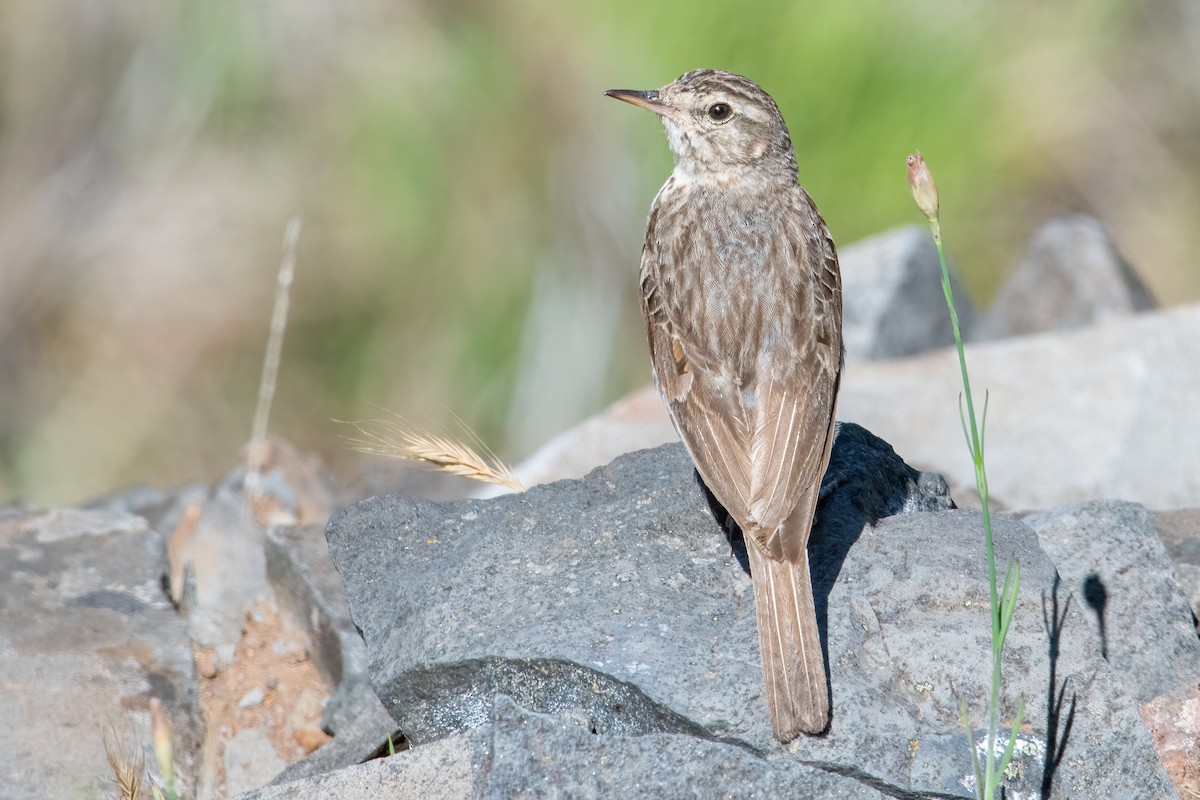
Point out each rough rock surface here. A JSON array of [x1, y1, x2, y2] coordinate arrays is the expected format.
[[235, 731, 475, 800], [174, 476, 271, 652], [986, 214, 1155, 337], [327, 433, 1184, 798], [225, 727, 288, 795], [264, 523, 397, 785], [236, 695, 890, 800], [1151, 508, 1200, 623], [265, 523, 390, 735], [528, 302, 1200, 511], [1023, 500, 1200, 703], [0, 506, 204, 799], [839, 224, 980, 362]]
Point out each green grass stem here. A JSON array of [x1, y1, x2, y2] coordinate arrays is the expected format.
[[917, 176, 1023, 800]]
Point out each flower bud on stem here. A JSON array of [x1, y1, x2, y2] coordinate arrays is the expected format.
[[906, 149, 1022, 800]]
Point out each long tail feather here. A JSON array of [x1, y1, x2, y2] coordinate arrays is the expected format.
[[745, 540, 829, 740]]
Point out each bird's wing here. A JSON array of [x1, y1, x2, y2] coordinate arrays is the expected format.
[[641, 190, 842, 563], [642, 283, 755, 517]]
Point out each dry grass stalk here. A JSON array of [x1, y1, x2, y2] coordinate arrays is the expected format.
[[245, 216, 302, 501], [342, 415, 525, 493], [103, 724, 144, 800]]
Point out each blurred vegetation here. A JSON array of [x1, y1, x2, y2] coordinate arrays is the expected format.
[[0, 0, 1197, 505]]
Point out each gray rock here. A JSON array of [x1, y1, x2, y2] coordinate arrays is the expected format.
[[327, 436, 1179, 798], [237, 695, 887, 800], [224, 727, 287, 796], [169, 437, 337, 652], [267, 701, 400, 787], [809, 509, 1174, 799], [987, 215, 1155, 337], [263, 523, 398, 784], [82, 482, 177, 521], [235, 733, 475, 800], [1151, 508, 1200, 623], [481, 696, 887, 799], [836, 302, 1200, 510], [239, 687, 266, 709], [265, 523, 392, 737], [171, 474, 271, 651], [839, 224, 979, 362], [0, 507, 203, 799], [1022, 500, 1200, 702], [511, 303, 1200, 512], [501, 388, 679, 497]]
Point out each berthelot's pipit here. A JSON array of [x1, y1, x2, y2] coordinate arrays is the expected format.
[[606, 70, 843, 741]]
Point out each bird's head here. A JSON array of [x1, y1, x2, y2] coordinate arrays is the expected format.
[[606, 69, 797, 186]]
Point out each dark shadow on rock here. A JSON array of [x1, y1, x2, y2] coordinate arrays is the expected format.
[[1081, 573, 1108, 660], [694, 470, 751, 576], [812, 423, 955, 718], [689, 421, 956, 719], [1041, 573, 1077, 800]]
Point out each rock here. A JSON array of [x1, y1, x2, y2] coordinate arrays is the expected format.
[[224, 727, 287, 796], [264, 523, 394, 737], [832, 302, 1200, 510], [329, 427, 947, 748], [286, 688, 329, 753], [987, 215, 1155, 337], [839, 224, 980, 362], [479, 696, 888, 799], [818, 421, 954, 517], [82, 482, 177, 522], [236, 729, 474, 800], [243, 436, 338, 527], [240, 687, 266, 709], [1022, 500, 1200, 703], [262, 522, 398, 784], [267, 699, 400, 787], [1150, 508, 1200, 622], [169, 474, 270, 651], [327, 437, 1179, 798], [1141, 686, 1200, 794], [168, 436, 337, 652], [236, 696, 888, 800], [509, 303, 1200, 511], [0, 507, 204, 799], [496, 388, 678, 498]]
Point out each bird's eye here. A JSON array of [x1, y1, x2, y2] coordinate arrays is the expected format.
[[707, 103, 732, 121]]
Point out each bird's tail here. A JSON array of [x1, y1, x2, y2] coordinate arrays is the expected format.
[[745, 541, 830, 740]]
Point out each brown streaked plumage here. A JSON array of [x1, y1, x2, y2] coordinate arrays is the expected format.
[[606, 70, 843, 741]]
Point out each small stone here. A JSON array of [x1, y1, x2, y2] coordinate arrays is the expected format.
[[293, 726, 330, 755], [272, 631, 309, 664], [238, 687, 265, 709], [196, 649, 218, 679], [266, 676, 278, 691], [215, 643, 237, 667]]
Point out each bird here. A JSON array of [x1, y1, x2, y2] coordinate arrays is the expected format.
[[606, 70, 843, 741]]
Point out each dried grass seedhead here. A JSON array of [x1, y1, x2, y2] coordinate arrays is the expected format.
[[103, 723, 145, 800], [342, 413, 525, 493]]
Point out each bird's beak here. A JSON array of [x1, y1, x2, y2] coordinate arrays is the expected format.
[[604, 88, 667, 115]]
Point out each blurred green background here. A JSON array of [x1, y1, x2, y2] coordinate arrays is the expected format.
[[1, 0, 1197, 506]]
